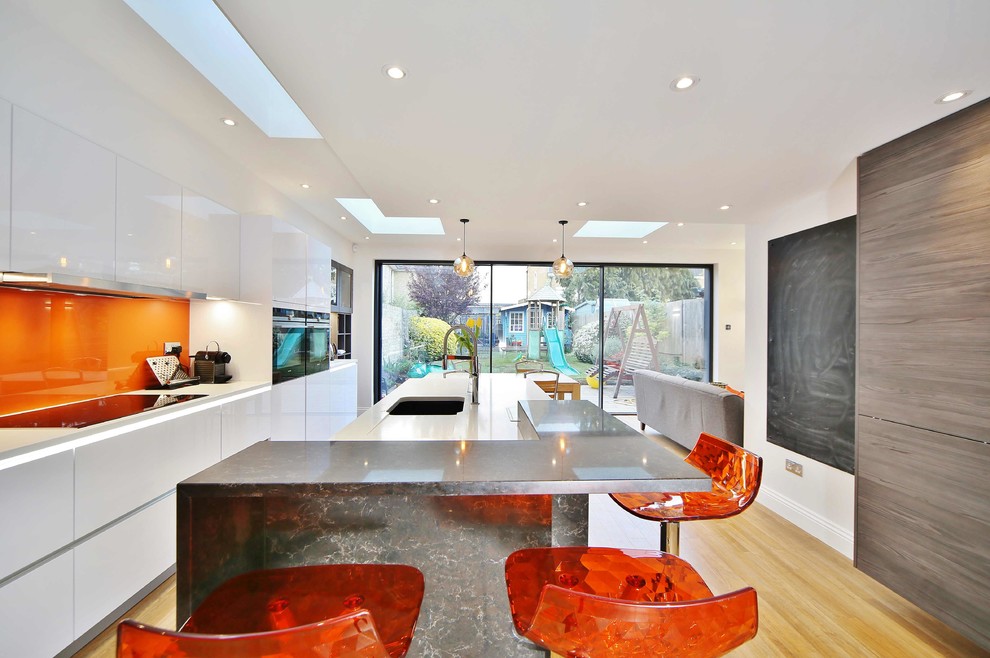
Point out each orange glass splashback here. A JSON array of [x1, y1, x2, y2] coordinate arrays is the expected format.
[[0, 288, 190, 415]]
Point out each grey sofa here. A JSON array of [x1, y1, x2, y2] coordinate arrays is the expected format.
[[633, 370, 744, 449]]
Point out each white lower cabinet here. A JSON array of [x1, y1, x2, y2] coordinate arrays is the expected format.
[[221, 391, 271, 458], [0, 389, 267, 654], [0, 449, 73, 580], [0, 552, 73, 658], [74, 493, 176, 636], [330, 362, 358, 436], [271, 377, 306, 440], [305, 369, 332, 440], [75, 407, 221, 537]]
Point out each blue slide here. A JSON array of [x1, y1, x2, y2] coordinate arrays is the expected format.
[[542, 326, 581, 376]]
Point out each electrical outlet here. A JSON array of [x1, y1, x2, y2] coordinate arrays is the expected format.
[[785, 459, 803, 477], [164, 342, 181, 355]]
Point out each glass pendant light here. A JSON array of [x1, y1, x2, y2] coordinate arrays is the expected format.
[[553, 220, 574, 278], [453, 218, 475, 277]]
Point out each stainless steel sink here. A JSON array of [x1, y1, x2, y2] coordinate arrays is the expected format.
[[387, 397, 465, 415]]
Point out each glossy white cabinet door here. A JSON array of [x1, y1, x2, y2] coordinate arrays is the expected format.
[[74, 493, 176, 636], [116, 158, 182, 287], [305, 369, 332, 440], [272, 218, 307, 306], [238, 215, 274, 303], [0, 99, 11, 270], [0, 551, 73, 658], [0, 450, 74, 580], [74, 407, 221, 538], [221, 391, 271, 458], [11, 107, 115, 277], [182, 191, 239, 299], [307, 236, 333, 311], [329, 362, 359, 436], [270, 377, 306, 440]]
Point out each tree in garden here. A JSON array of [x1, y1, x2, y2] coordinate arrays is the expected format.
[[558, 267, 700, 308], [408, 266, 480, 324]]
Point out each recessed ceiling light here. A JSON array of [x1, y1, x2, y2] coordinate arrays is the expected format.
[[365, 236, 370, 240], [642, 240, 648, 244], [677, 222, 685, 227], [123, 0, 320, 138], [670, 76, 699, 91], [457, 237, 461, 242], [731, 242, 738, 246], [429, 198, 440, 204], [574, 221, 667, 239], [936, 90, 972, 104], [300, 183, 310, 189], [221, 118, 236, 126], [577, 201, 587, 207], [552, 238, 558, 243], [384, 66, 407, 80], [340, 216, 347, 221], [719, 205, 731, 210]]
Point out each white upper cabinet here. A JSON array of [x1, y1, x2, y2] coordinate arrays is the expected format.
[[11, 108, 115, 277], [182, 191, 239, 299], [306, 236, 333, 311], [272, 218, 307, 307], [0, 99, 11, 270], [115, 158, 182, 288]]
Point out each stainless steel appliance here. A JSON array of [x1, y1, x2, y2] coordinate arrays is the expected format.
[[194, 341, 232, 383]]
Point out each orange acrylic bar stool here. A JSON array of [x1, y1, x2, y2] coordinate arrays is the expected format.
[[505, 546, 758, 658], [117, 564, 424, 658], [610, 432, 763, 553]]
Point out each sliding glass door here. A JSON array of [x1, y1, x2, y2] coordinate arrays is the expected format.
[[598, 266, 710, 413], [376, 261, 710, 413]]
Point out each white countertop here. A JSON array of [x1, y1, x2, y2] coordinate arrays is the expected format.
[[0, 380, 271, 469], [334, 372, 549, 441]]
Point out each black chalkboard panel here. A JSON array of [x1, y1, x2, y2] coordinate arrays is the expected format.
[[767, 216, 856, 474]]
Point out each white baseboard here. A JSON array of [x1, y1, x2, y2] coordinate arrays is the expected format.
[[758, 487, 854, 559]]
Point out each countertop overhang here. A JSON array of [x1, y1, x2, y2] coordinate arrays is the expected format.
[[179, 437, 710, 496]]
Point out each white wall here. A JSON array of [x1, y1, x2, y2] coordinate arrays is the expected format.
[[743, 162, 857, 558], [351, 240, 746, 412]]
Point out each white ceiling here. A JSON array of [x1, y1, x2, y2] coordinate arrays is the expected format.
[[10, 0, 990, 254]]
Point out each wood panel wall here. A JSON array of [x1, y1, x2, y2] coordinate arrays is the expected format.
[[856, 97, 990, 650]]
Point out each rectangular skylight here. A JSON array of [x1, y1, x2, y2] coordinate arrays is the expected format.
[[122, 0, 321, 139], [573, 221, 668, 239], [336, 198, 445, 235]]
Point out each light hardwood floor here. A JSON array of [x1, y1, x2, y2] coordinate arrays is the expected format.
[[75, 428, 990, 657]]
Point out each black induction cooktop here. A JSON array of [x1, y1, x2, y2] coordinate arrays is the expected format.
[[0, 393, 207, 429]]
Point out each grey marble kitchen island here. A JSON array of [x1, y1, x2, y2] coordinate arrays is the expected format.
[[176, 396, 709, 657]]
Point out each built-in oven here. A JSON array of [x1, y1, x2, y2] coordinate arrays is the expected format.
[[272, 307, 306, 383], [273, 308, 335, 384], [305, 311, 332, 375]]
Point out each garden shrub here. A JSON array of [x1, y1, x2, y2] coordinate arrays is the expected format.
[[572, 322, 599, 363], [573, 318, 633, 363], [409, 316, 452, 362]]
